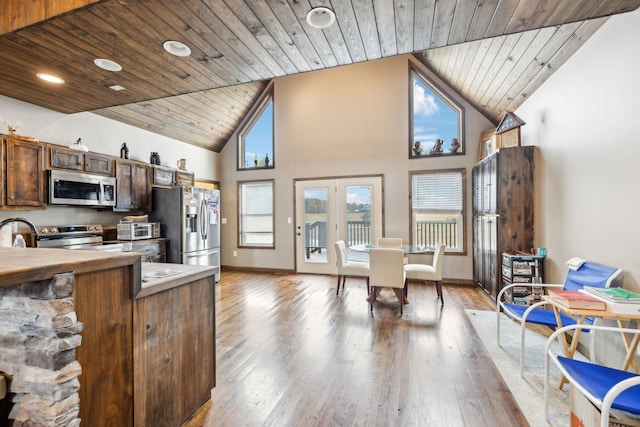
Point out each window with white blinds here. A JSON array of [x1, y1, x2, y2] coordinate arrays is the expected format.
[[410, 169, 465, 252], [239, 180, 274, 247]]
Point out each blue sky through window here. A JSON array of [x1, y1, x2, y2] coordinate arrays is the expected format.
[[243, 101, 273, 168], [412, 74, 460, 155]]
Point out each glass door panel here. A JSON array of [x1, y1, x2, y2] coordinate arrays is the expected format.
[[303, 187, 329, 264], [296, 176, 382, 275]]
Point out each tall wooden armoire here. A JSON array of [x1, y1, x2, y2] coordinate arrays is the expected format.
[[472, 146, 535, 298]]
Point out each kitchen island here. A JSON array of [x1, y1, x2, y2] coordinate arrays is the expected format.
[[0, 248, 216, 426]]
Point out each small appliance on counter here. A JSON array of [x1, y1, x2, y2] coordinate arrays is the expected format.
[[116, 221, 160, 241]]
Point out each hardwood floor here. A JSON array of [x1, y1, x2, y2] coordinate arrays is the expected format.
[[182, 270, 528, 427]]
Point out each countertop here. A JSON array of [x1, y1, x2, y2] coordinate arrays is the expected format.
[[0, 247, 140, 287], [0, 248, 216, 299], [139, 262, 217, 298]]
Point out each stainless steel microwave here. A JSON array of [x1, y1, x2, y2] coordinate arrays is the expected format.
[[48, 170, 116, 207]]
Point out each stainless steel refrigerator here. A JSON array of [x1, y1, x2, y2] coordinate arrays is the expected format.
[[150, 186, 221, 282]]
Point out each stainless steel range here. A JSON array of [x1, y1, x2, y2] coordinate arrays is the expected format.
[[35, 224, 132, 252]]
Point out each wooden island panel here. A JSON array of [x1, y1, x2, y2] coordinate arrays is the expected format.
[[134, 276, 215, 427], [74, 266, 135, 426]]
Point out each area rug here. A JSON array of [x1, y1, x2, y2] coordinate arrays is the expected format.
[[465, 309, 586, 427]]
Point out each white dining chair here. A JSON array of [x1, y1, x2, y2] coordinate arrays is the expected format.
[[377, 237, 408, 264], [376, 237, 403, 248], [404, 243, 445, 304], [334, 240, 369, 295], [368, 247, 406, 315]]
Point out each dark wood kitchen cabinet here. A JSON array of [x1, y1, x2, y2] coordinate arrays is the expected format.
[[115, 159, 152, 212], [49, 146, 114, 176], [1, 136, 45, 209], [472, 146, 536, 299]]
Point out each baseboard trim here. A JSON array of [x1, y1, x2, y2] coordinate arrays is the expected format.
[[222, 266, 294, 275]]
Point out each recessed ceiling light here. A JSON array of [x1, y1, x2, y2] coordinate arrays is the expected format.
[[94, 58, 122, 72], [36, 73, 65, 84], [163, 40, 191, 57], [109, 85, 126, 91], [306, 6, 336, 29]]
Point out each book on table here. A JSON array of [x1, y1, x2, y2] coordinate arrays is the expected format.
[[582, 286, 640, 303], [581, 287, 640, 315], [546, 289, 607, 310]]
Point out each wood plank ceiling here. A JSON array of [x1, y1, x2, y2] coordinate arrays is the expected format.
[[0, 0, 638, 152]]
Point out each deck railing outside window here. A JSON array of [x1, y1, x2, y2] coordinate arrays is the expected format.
[[415, 219, 457, 248], [305, 219, 457, 252]]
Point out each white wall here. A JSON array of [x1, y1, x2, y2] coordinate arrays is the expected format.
[[220, 55, 493, 277], [0, 94, 219, 227], [517, 8, 640, 292]]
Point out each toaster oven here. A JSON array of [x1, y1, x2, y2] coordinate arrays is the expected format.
[[117, 222, 160, 240]]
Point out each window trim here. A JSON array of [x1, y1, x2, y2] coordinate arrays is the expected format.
[[237, 83, 275, 170], [238, 179, 275, 249], [409, 64, 465, 159], [408, 168, 466, 255]]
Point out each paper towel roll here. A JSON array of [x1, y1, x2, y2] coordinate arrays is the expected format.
[[0, 225, 12, 247]]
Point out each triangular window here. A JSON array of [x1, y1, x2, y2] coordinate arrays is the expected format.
[[410, 66, 464, 158], [238, 87, 274, 170]]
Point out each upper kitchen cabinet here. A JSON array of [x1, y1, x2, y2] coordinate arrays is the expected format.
[[49, 146, 114, 176], [1, 136, 45, 209], [115, 159, 151, 212]]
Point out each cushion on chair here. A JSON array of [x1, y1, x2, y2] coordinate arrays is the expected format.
[[340, 261, 369, 277], [503, 303, 580, 328], [557, 356, 640, 415], [404, 263, 437, 281]]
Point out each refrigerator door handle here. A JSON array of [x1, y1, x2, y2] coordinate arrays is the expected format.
[[184, 248, 219, 259], [199, 198, 208, 240]]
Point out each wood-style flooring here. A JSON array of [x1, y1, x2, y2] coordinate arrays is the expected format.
[[182, 270, 528, 427]]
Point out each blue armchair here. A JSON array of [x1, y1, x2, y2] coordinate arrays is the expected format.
[[497, 259, 623, 375], [544, 324, 640, 427]]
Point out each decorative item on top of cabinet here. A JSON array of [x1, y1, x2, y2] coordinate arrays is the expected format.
[[1, 135, 45, 209], [472, 146, 536, 299], [152, 166, 174, 187], [114, 159, 152, 212], [478, 128, 497, 161], [175, 169, 194, 187], [494, 111, 525, 149]]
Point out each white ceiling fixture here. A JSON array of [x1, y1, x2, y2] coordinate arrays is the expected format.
[[94, 58, 122, 72], [306, 6, 336, 29], [36, 73, 65, 84], [109, 85, 126, 91], [163, 40, 192, 57]]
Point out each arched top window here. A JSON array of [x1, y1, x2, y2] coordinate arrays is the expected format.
[[238, 86, 274, 170], [409, 66, 464, 159]]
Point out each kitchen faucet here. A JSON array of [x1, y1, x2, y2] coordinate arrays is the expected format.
[[0, 217, 38, 246]]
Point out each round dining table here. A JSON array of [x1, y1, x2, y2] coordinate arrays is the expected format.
[[349, 244, 432, 254]]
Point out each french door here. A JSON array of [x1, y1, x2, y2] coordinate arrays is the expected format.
[[295, 176, 382, 275]]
